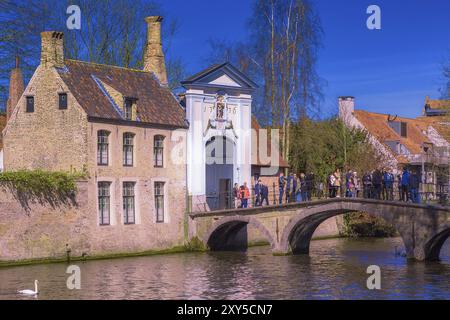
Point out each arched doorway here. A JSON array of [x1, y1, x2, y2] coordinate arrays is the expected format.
[[205, 136, 234, 210]]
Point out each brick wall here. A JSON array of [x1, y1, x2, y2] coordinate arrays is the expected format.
[[3, 66, 88, 172]]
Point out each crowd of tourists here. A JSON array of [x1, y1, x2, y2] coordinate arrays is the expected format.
[[232, 167, 422, 209], [325, 167, 421, 203]]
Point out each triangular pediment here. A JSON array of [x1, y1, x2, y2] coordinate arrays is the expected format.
[[209, 74, 241, 87], [181, 62, 258, 92]]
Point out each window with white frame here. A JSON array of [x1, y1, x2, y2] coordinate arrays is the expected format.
[[154, 182, 165, 223], [97, 130, 110, 165], [123, 132, 135, 166], [98, 182, 111, 226], [123, 182, 135, 224], [154, 135, 165, 167]]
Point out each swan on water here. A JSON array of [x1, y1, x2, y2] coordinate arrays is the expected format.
[[18, 280, 39, 295]]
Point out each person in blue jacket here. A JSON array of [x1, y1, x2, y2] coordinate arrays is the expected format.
[[409, 172, 420, 204], [401, 167, 410, 202]]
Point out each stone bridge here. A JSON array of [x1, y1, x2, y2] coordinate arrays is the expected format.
[[188, 198, 450, 261]]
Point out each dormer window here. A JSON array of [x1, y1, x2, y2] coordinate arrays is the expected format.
[[124, 98, 133, 120], [123, 97, 138, 121], [388, 120, 407, 138], [400, 122, 407, 137]]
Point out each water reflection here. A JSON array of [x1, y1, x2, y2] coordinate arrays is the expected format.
[[0, 237, 448, 300]]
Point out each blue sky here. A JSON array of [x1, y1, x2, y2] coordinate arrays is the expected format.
[[157, 0, 450, 118]]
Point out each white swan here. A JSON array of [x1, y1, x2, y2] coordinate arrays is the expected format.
[[18, 280, 39, 295]]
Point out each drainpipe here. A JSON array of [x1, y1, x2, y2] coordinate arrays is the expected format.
[[184, 140, 190, 244]]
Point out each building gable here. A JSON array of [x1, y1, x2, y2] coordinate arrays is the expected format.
[[181, 62, 258, 93]]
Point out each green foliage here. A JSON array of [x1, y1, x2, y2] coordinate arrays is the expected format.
[[342, 212, 398, 238], [289, 117, 385, 182], [184, 237, 206, 252], [0, 170, 86, 211]]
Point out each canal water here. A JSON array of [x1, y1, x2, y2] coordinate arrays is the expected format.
[[0, 237, 449, 300]]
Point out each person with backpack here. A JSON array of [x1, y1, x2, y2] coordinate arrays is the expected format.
[[260, 183, 269, 206], [372, 169, 383, 200], [362, 172, 372, 199]]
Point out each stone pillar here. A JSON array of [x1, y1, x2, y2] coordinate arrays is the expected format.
[[6, 56, 24, 120], [40, 31, 64, 68], [144, 16, 168, 86]]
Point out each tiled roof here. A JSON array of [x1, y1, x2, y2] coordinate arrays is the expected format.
[[425, 98, 450, 110], [251, 116, 289, 168], [416, 115, 450, 141], [58, 60, 187, 128], [353, 110, 433, 156]]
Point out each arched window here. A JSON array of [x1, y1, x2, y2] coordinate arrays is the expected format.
[[154, 135, 165, 167], [123, 132, 135, 166], [97, 130, 110, 165]]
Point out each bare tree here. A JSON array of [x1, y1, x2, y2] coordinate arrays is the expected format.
[[0, 0, 185, 109], [248, 0, 323, 162]]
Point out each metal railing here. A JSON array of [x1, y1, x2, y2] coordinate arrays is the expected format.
[[199, 181, 449, 212]]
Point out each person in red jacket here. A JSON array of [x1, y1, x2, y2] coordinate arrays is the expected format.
[[240, 182, 250, 208]]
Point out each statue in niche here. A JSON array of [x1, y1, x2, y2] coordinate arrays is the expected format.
[[216, 95, 225, 120]]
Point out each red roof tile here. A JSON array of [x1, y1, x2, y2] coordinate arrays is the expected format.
[[58, 60, 187, 128]]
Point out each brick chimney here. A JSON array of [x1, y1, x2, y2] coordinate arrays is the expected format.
[[338, 96, 355, 121], [40, 31, 64, 68], [143, 16, 168, 86], [6, 56, 25, 121]]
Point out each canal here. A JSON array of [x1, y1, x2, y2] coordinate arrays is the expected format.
[[0, 237, 449, 300]]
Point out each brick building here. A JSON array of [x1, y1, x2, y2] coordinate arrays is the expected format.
[[0, 15, 293, 262], [339, 96, 449, 199], [2, 17, 189, 257]]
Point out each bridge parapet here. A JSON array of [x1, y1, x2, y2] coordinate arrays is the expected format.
[[189, 198, 450, 261]]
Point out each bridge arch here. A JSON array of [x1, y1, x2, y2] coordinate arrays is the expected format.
[[205, 216, 275, 251], [424, 227, 450, 261], [278, 201, 412, 257]]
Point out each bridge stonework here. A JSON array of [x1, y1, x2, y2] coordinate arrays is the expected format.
[[189, 198, 450, 261]]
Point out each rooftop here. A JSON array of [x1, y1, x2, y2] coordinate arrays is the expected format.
[[57, 59, 187, 128]]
